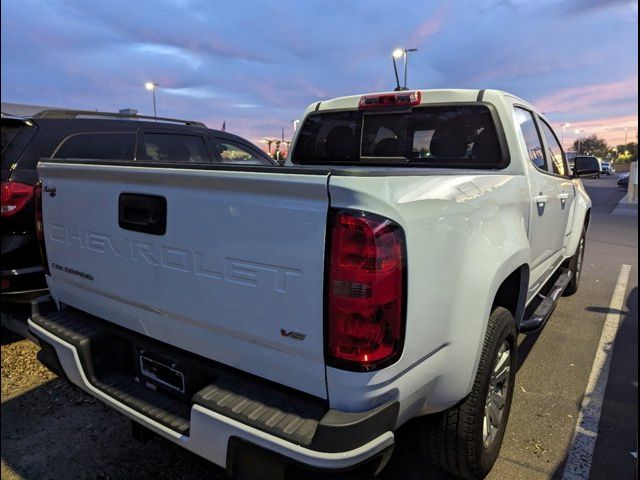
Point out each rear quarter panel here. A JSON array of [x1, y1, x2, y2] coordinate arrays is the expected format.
[[327, 172, 530, 424]]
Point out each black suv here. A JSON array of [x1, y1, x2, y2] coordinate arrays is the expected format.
[[1, 110, 275, 302]]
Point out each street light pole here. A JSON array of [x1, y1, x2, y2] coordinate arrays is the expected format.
[[402, 48, 417, 89], [391, 49, 403, 91], [145, 82, 158, 117], [624, 127, 628, 146]]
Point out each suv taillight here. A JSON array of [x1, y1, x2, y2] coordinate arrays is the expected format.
[[34, 182, 50, 275], [1, 181, 34, 217], [327, 210, 406, 371]]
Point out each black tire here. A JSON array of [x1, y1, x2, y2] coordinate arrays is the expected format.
[[563, 226, 586, 296], [418, 307, 517, 479]]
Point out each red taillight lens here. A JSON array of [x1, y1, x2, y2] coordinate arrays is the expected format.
[[1, 181, 34, 217], [34, 181, 50, 275], [327, 210, 406, 370], [358, 91, 421, 109]]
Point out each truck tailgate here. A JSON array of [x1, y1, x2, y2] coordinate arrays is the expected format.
[[38, 162, 330, 398]]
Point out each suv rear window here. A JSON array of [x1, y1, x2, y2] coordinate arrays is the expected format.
[[1, 124, 23, 152], [292, 105, 507, 168], [55, 132, 136, 161]]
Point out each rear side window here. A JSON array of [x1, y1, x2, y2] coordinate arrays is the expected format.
[[292, 105, 507, 168], [514, 108, 546, 170], [55, 132, 135, 161], [138, 133, 209, 163]]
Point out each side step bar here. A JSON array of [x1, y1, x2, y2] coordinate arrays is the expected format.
[[520, 268, 572, 333]]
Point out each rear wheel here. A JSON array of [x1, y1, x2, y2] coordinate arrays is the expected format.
[[563, 226, 586, 296], [418, 307, 517, 479]]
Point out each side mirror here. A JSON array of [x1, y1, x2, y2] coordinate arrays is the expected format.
[[573, 157, 600, 178]]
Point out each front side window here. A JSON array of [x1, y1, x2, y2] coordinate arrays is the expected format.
[[292, 105, 506, 168], [539, 120, 567, 176], [211, 140, 269, 165], [139, 133, 209, 163], [54, 132, 135, 161], [513, 108, 546, 171]]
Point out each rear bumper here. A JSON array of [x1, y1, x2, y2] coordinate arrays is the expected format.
[[27, 300, 396, 477]]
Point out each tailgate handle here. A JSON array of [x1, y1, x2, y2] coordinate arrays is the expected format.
[[119, 193, 167, 235]]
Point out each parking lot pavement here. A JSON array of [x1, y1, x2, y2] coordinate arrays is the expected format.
[[1, 176, 637, 480]]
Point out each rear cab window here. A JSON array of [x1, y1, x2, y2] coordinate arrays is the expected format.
[[292, 104, 508, 168]]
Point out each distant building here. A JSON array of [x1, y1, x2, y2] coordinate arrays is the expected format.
[[1, 102, 138, 117], [1, 102, 67, 117]]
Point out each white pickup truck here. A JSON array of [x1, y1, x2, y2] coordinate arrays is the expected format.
[[29, 89, 593, 479]]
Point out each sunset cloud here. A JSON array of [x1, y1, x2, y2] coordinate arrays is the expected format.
[[535, 78, 638, 115], [1, 0, 637, 149]]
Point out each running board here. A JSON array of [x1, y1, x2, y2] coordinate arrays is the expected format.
[[520, 268, 572, 333]]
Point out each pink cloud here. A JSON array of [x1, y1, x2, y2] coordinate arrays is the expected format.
[[552, 114, 638, 146], [535, 77, 638, 115], [408, 4, 450, 46]]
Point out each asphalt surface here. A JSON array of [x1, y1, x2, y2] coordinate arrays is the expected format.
[[1, 175, 637, 480]]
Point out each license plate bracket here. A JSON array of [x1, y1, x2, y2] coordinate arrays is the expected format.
[[137, 349, 185, 394]]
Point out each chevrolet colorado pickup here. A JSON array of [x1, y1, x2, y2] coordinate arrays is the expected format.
[[29, 89, 593, 479]]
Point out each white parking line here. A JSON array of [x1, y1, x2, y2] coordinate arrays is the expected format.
[[562, 264, 632, 480]]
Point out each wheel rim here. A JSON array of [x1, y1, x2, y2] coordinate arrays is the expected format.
[[483, 341, 511, 448]]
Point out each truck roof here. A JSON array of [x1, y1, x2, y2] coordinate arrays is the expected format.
[[304, 88, 537, 117]]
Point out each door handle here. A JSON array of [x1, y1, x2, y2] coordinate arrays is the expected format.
[[119, 193, 167, 235], [533, 195, 549, 206], [557, 193, 570, 200]]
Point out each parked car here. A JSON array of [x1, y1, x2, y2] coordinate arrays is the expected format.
[[618, 171, 630, 187], [29, 89, 591, 480], [573, 155, 602, 178], [600, 161, 615, 175], [1, 110, 275, 303]]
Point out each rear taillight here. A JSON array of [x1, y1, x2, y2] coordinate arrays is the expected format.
[[358, 91, 421, 109], [34, 182, 50, 275], [327, 210, 406, 371], [1, 181, 34, 217]]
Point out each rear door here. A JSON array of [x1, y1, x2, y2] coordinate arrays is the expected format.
[[39, 161, 331, 398], [513, 107, 562, 286]]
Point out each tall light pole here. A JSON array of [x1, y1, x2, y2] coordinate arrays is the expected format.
[[624, 127, 628, 146], [391, 49, 403, 91], [145, 82, 158, 117], [402, 48, 418, 89], [561, 123, 571, 150]]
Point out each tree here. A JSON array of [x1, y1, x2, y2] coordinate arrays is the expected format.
[[572, 134, 609, 158], [613, 142, 638, 164]]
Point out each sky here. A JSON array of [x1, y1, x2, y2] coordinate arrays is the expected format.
[[1, 0, 638, 150]]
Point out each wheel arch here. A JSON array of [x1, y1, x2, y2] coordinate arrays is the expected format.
[[492, 263, 529, 328]]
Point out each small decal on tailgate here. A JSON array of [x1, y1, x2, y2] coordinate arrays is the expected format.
[[51, 263, 94, 281], [280, 329, 306, 341]]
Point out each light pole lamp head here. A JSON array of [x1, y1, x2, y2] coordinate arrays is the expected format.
[[145, 82, 156, 91], [392, 49, 404, 59]]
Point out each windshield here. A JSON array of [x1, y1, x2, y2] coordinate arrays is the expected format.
[[292, 104, 507, 168]]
